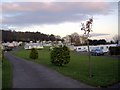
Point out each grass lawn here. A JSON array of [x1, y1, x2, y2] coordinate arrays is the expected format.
[[14, 46, 119, 87], [2, 57, 12, 88], [0, 64, 2, 89], [0, 47, 2, 89]]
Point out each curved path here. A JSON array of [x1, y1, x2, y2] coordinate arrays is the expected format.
[[4, 52, 93, 88]]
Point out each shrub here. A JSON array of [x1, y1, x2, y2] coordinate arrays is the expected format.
[[109, 46, 120, 55], [50, 45, 70, 66], [29, 48, 38, 60]]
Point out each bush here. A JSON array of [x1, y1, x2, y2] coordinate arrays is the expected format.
[[109, 46, 120, 55], [29, 48, 38, 60], [50, 45, 70, 66]]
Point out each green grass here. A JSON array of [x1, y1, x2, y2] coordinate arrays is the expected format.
[[0, 64, 2, 89], [2, 58, 12, 88], [14, 46, 119, 87], [0, 47, 2, 89]]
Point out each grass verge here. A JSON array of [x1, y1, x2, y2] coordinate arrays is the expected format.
[[14, 46, 119, 87], [0, 63, 2, 89], [2, 57, 12, 88], [0, 47, 2, 89]]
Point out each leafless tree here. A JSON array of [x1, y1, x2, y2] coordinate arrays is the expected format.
[[81, 17, 93, 77], [113, 35, 120, 44]]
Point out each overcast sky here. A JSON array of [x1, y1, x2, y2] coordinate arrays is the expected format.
[[0, 0, 119, 41]]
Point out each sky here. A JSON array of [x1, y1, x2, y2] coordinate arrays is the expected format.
[[0, 0, 119, 41]]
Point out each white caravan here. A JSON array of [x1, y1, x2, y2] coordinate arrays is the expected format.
[[24, 43, 44, 50], [75, 44, 117, 53]]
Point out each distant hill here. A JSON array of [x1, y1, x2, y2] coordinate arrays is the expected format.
[[1, 30, 63, 42]]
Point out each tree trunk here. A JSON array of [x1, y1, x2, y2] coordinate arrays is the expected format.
[[87, 40, 92, 77]]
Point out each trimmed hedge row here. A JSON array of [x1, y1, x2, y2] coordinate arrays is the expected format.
[[109, 46, 120, 55]]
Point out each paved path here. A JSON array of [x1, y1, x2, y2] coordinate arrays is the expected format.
[[4, 52, 93, 88], [110, 83, 120, 88]]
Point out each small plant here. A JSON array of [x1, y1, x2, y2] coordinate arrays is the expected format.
[[29, 48, 38, 60], [50, 45, 70, 66]]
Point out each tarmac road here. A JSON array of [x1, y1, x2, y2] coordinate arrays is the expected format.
[[4, 52, 93, 88]]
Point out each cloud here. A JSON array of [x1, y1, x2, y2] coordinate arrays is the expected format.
[[1, 2, 117, 26], [2, 0, 119, 2], [90, 33, 110, 37]]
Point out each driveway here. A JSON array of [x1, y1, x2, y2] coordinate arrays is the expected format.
[[4, 52, 93, 88]]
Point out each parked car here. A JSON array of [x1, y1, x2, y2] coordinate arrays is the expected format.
[[90, 49, 104, 56], [3, 46, 13, 51]]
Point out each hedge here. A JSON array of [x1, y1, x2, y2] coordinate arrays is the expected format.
[[109, 46, 120, 55]]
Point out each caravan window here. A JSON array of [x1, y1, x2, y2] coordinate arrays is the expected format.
[[106, 46, 108, 48], [78, 48, 81, 49], [100, 47, 104, 49]]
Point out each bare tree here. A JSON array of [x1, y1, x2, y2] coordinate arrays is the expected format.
[[113, 35, 120, 44], [79, 35, 87, 45], [63, 35, 72, 46], [71, 32, 81, 45], [81, 17, 93, 77]]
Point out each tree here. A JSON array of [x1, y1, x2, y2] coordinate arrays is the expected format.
[[1, 30, 63, 42], [92, 40, 98, 45], [49, 34, 56, 41], [71, 32, 81, 45], [62, 35, 71, 45], [50, 45, 70, 66], [63, 32, 82, 46], [29, 48, 38, 60], [113, 35, 120, 44], [79, 35, 87, 45], [110, 40, 114, 44], [81, 17, 93, 77], [98, 39, 106, 45]]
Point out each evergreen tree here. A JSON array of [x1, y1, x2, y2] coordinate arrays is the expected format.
[[29, 48, 38, 60], [50, 45, 70, 66]]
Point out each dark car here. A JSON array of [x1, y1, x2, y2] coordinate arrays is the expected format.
[[90, 49, 104, 56], [3, 46, 13, 51]]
